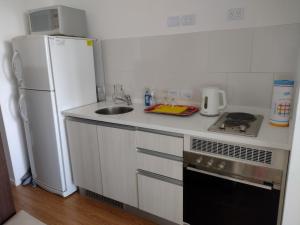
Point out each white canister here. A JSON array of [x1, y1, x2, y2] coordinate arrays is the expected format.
[[270, 80, 294, 127]]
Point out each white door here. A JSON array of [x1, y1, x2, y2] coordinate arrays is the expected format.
[[98, 125, 138, 207], [19, 89, 65, 191], [66, 120, 103, 194], [12, 36, 54, 90], [49, 36, 97, 112]]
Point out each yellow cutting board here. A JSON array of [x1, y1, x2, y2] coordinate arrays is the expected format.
[[151, 105, 188, 114]]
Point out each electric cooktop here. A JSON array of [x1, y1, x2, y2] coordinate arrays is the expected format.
[[208, 112, 264, 137]]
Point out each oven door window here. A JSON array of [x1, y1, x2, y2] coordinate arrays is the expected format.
[[183, 168, 280, 225]]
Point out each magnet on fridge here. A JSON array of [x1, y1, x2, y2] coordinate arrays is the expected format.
[[86, 40, 93, 46]]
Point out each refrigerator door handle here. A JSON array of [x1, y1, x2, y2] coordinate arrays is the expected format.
[[12, 50, 23, 85], [11, 50, 18, 71], [18, 94, 28, 123]]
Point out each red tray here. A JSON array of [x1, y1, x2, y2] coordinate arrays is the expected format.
[[144, 104, 199, 116]]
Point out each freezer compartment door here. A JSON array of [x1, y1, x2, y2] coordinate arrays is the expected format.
[[49, 36, 97, 111], [19, 89, 65, 191], [12, 36, 54, 90]]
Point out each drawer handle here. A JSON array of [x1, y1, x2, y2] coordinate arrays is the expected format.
[[66, 117, 135, 130], [137, 128, 183, 138], [186, 167, 274, 190], [137, 148, 183, 162], [137, 169, 183, 186]]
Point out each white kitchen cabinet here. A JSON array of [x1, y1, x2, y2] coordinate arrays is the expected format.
[[136, 130, 183, 224], [97, 125, 137, 207], [66, 119, 102, 194], [66, 119, 183, 222], [137, 173, 183, 224]]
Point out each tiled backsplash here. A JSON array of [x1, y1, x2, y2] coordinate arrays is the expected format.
[[102, 23, 300, 108]]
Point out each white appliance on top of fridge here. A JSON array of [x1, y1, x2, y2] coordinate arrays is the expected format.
[[12, 35, 97, 197]]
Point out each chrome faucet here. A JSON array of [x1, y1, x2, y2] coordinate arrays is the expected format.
[[114, 95, 132, 106], [112, 84, 132, 105]]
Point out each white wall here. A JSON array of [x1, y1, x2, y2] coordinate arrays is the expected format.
[[282, 52, 300, 225], [102, 24, 300, 106], [53, 0, 300, 39], [0, 0, 52, 185]]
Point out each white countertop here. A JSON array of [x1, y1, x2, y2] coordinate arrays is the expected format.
[[63, 102, 293, 151]]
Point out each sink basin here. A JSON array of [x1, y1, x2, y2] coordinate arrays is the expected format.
[[95, 106, 134, 115]]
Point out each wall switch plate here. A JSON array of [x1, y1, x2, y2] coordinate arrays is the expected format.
[[227, 8, 245, 21], [180, 90, 193, 99], [167, 89, 179, 98], [167, 16, 180, 27], [180, 14, 196, 26]]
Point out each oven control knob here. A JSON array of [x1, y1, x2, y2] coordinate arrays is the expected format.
[[218, 162, 226, 170], [196, 157, 203, 164], [206, 159, 214, 167]]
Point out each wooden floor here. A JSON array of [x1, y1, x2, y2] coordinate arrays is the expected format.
[[12, 185, 156, 225]]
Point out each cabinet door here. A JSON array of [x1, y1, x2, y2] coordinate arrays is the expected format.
[[137, 173, 183, 224], [66, 120, 102, 194], [98, 125, 137, 207], [0, 132, 15, 223]]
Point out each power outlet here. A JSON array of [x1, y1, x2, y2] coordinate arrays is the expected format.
[[167, 89, 179, 98], [167, 16, 180, 27], [180, 90, 193, 99], [180, 14, 196, 26], [227, 8, 244, 21]]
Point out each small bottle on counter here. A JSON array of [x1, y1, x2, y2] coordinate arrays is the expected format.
[[145, 88, 151, 107]]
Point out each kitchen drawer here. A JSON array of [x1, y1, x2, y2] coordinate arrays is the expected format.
[[137, 172, 183, 224], [137, 149, 182, 180], [136, 130, 183, 157]]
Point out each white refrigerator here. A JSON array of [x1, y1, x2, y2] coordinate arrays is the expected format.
[[12, 35, 97, 197]]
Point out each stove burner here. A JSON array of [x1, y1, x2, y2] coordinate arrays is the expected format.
[[223, 120, 249, 127], [239, 123, 250, 132], [220, 120, 250, 132], [219, 112, 256, 132], [208, 112, 264, 137], [226, 112, 256, 122]]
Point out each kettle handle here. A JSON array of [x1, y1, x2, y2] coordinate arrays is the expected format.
[[218, 90, 227, 110]]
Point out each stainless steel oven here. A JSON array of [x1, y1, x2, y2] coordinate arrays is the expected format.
[[183, 137, 289, 225]]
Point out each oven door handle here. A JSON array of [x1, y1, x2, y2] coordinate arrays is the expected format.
[[185, 166, 274, 190]]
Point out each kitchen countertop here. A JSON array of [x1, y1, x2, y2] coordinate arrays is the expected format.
[[63, 102, 293, 151]]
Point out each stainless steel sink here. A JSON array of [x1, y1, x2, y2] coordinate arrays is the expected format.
[[95, 106, 134, 115]]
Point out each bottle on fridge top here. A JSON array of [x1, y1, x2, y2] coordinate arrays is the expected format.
[[270, 80, 294, 127]]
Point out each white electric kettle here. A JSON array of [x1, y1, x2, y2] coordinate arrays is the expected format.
[[200, 87, 227, 116]]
